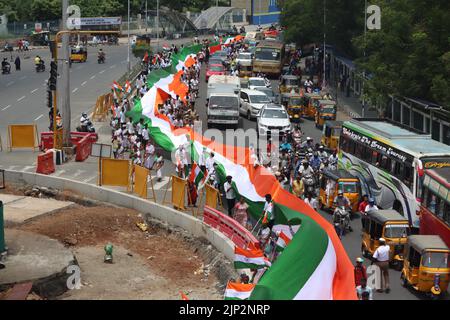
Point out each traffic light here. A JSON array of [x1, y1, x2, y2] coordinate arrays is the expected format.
[[47, 90, 53, 108], [49, 61, 57, 91]]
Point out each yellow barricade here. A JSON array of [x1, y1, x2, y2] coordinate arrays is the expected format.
[[205, 184, 220, 209], [100, 158, 130, 187], [8, 124, 39, 151], [133, 165, 148, 199], [172, 175, 187, 210]]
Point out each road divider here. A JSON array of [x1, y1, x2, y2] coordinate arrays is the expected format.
[[75, 135, 93, 162], [40, 131, 97, 151], [36, 150, 55, 175]]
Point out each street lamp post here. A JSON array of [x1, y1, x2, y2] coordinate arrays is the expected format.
[[362, 0, 367, 117], [323, 0, 326, 89], [127, 0, 131, 74]]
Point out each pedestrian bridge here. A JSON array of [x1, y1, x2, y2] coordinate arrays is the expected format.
[[194, 7, 246, 31]]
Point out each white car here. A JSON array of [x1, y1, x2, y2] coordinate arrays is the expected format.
[[239, 89, 271, 120], [236, 52, 252, 67], [257, 104, 291, 137], [248, 77, 271, 90]]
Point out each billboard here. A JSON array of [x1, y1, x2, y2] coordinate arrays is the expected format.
[[80, 17, 122, 26]]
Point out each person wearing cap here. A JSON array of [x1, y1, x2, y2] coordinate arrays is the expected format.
[[354, 257, 367, 287], [223, 176, 236, 217], [301, 137, 314, 149], [365, 198, 379, 214], [333, 191, 351, 209], [372, 237, 391, 293]]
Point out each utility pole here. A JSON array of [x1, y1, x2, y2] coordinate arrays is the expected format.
[[61, 0, 71, 147], [156, 0, 159, 52], [362, 0, 367, 117], [323, 0, 326, 89], [127, 0, 131, 74], [145, 0, 148, 33]]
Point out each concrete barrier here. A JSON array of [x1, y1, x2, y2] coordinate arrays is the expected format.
[[3, 170, 235, 261]]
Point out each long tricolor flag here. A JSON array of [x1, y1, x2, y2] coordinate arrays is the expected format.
[[234, 246, 268, 270], [126, 43, 357, 300], [188, 162, 206, 187], [224, 282, 255, 300]]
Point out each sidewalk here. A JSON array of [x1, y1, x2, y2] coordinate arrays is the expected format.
[[329, 85, 379, 118]]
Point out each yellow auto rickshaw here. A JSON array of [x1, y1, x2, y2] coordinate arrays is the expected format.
[[136, 34, 151, 46], [314, 99, 337, 129], [239, 64, 252, 78], [303, 92, 322, 119], [279, 75, 300, 94], [70, 45, 87, 63], [287, 94, 306, 123], [319, 169, 361, 213], [361, 209, 410, 270], [401, 235, 449, 299], [321, 121, 343, 150]]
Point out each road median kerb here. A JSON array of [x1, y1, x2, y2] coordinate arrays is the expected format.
[[3, 170, 235, 261]]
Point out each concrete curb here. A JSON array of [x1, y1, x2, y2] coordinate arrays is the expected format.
[[3, 170, 235, 262]]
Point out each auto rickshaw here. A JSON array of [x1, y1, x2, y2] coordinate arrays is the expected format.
[[70, 45, 87, 63], [401, 235, 449, 299], [314, 99, 337, 129], [361, 210, 410, 270], [303, 92, 322, 119], [238, 65, 252, 78], [280, 92, 294, 108], [136, 34, 151, 46], [286, 94, 306, 123], [319, 169, 361, 213], [321, 121, 343, 150], [279, 75, 299, 94]]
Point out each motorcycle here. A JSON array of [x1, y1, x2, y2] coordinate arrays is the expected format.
[[333, 206, 352, 237], [36, 61, 45, 72], [76, 120, 95, 133], [2, 64, 11, 74], [302, 173, 316, 195], [98, 54, 105, 64]]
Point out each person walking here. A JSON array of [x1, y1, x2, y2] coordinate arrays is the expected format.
[[372, 238, 391, 293], [233, 197, 249, 228], [14, 56, 21, 71], [223, 176, 236, 217], [354, 257, 367, 287]]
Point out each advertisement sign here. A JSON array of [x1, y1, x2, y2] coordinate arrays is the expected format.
[[35, 23, 42, 32], [80, 17, 122, 26]]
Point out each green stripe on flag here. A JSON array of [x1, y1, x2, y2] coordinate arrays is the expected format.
[[249, 203, 329, 300]]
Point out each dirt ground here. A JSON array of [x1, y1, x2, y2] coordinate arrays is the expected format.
[[15, 204, 223, 300]]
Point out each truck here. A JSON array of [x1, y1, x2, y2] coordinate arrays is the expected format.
[[206, 75, 241, 129]]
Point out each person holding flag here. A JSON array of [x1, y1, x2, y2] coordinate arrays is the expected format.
[[262, 194, 274, 229]]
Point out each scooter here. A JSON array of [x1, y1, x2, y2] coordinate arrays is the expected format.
[[36, 61, 45, 72], [76, 120, 95, 133], [333, 206, 352, 237], [2, 64, 11, 74]]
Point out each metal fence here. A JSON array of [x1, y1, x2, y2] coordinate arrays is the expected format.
[[2, 20, 60, 38]]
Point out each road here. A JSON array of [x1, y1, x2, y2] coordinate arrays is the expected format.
[[0, 52, 444, 300], [0, 44, 139, 141]]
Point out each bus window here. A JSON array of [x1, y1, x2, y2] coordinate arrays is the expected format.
[[444, 202, 450, 226], [355, 142, 365, 159], [369, 220, 383, 239], [403, 163, 413, 188], [393, 161, 403, 178], [380, 155, 391, 172], [371, 151, 380, 165]]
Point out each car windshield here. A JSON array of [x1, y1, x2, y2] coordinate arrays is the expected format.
[[321, 106, 336, 113], [209, 96, 239, 109], [383, 224, 409, 238], [289, 98, 304, 105], [238, 53, 251, 60], [250, 79, 266, 87], [286, 79, 299, 86], [262, 109, 288, 119], [250, 95, 270, 104], [421, 252, 450, 268], [338, 182, 358, 193], [260, 89, 274, 97], [210, 66, 223, 72], [209, 59, 222, 65], [255, 48, 281, 61]]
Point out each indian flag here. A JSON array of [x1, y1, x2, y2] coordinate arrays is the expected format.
[[276, 231, 292, 252], [126, 43, 357, 300], [209, 42, 221, 54], [234, 246, 267, 270], [188, 162, 206, 187], [112, 81, 123, 92], [125, 80, 132, 94], [224, 282, 255, 300]]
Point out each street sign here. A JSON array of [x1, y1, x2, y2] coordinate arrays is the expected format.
[[91, 143, 112, 158], [35, 23, 42, 33], [79, 17, 122, 26]]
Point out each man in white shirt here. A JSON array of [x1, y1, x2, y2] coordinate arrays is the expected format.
[[126, 119, 135, 135], [365, 198, 379, 214], [223, 176, 236, 217], [372, 238, 390, 293], [198, 147, 207, 173], [206, 152, 216, 172], [304, 192, 318, 210], [142, 125, 150, 148], [263, 194, 275, 229]]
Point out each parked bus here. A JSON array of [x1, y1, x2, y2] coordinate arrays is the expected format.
[[252, 40, 285, 77], [339, 118, 450, 229], [420, 169, 450, 247]]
